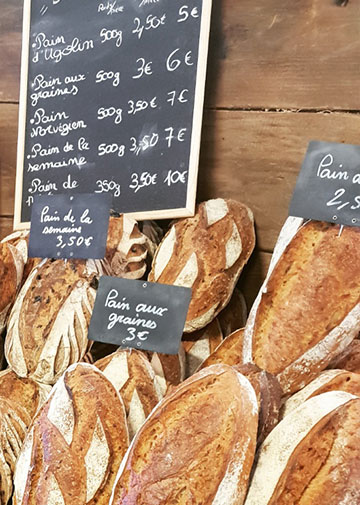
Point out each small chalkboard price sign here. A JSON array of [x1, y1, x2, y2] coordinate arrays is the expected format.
[[289, 141, 360, 227], [14, 0, 212, 229], [88, 277, 192, 354], [28, 193, 111, 259]]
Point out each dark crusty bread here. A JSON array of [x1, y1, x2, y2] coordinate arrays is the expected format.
[[217, 288, 247, 337], [148, 198, 255, 332], [13, 363, 129, 505], [110, 364, 258, 505], [244, 217, 360, 393], [95, 349, 163, 439], [245, 391, 360, 505]]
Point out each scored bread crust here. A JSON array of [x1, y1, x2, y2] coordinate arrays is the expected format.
[[148, 199, 255, 332], [95, 349, 163, 439], [199, 328, 245, 370], [13, 363, 129, 505], [244, 391, 360, 505], [244, 218, 360, 393], [110, 364, 258, 505], [5, 258, 106, 384]]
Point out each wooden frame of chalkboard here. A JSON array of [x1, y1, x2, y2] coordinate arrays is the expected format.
[[14, 0, 213, 230]]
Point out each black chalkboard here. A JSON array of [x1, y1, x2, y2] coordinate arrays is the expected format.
[[88, 277, 192, 354], [15, 0, 212, 228], [28, 193, 111, 259], [289, 141, 360, 227]]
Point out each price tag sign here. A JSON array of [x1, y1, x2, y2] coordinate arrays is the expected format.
[[28, 193, 111, 259], [289, 141, 360, 227], [88, 277, 192, 354]]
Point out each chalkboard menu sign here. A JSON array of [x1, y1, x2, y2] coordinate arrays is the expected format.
[[290, 141, 360, 227], [14, 0, 212, 229], [88, 277, 192, 354]]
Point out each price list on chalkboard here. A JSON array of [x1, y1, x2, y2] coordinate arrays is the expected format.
[[15, 0, 212, 227]]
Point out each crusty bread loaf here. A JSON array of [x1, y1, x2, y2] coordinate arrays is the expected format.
[[146, 347, 186, 395], [148, 198, 255, 332], [0, 242, 24, 333], [182, 318, 223, 377], [1, 230, 39, 283], [199, 328, 245, 370], [0, 370, 50, 505], [95, 349, 163, 439], [328, 339, 360, 373], [235, 364, 282, 446], [244, 217, 360, 393], [5, 258, 106, 384], [13, 363, 129, 505], [281, 369, 360, 418], [245, 391, 360, 505], [217, 288, 247, 337], [110, 364, 258, 505], [106, 215, 155, 279]]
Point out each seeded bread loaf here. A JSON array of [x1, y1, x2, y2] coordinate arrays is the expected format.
[[110, 364, 258, 505], [245, 391, 360, 505], [13, 363, 129, 505], [328, 339, 360, 373], [182, 318, 223, 377], [0, 242, 24, 333], [243, 217, 360, 393], [95, 349, 163, 439], [281, 369, 360, 418], [5, 258, 107, 384], [148, 198, 255, 332]]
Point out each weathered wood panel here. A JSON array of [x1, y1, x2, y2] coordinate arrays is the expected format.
[[1, 0, 360, 111], [2, 106, 360, 250]]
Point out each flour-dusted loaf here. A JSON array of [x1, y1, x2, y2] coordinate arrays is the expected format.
[[281, 369, 360, 418], [182, 318, 223, 377], [217, 288, 247, 337], [5, 258, 107, 384], [110, 364, 258, 505], [328, 339, 360, 373], [0, 241, 24, 333], [199, 328, 245, 370], [245, 391, 360, 505], [243, 217, 360, 394], [13, 363, 129, 505], [148, 199, 255, 332], [0, 370, 50, 505], [106, 215, 155, 279], [95, 349, 163, 439]]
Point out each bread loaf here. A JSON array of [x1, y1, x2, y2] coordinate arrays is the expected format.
[[95, 349, 163, 439], [146, 347, 186, 395], [244, 391, 360, 505], [1, 230, 39, 283], [217, 288, 247, 337], [5, 258, 106, 384], [199, 328, 245, 370], [110, 364, 258, 505], [243, 217, 360, 393], [148, 198, 255, 332], [0, 370, 50, 505], [328, 339, 360, 373], [281, 369, 360, 417], [13, 363, 129, 505], [182, 318, 223, 377], [0, 242, 24, 333]]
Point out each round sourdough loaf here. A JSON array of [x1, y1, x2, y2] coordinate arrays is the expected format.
[[281, 369, 360, 417], [95, 349, 163, 439], [244, 391, 360, 505], [5, 258, 106, 385], [0, 241, 24, 333], [13, 363, 129, 505], [0, 370, 50, 505], [148, 198, 255, 332], [243, 217, 360, 394], [110, 364, 258, 505]]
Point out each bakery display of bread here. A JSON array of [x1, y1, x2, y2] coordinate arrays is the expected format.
[[245, 391, 360, 505], [281, 369, 360, 418], [243, 217, 360, 394], [0, 242, 24, 334], [0, 370, 50, 505], [148, 198, 255, 332], [182, 318, 223, 377], [94, 349, 163, 439], [13, 363, 129, 505], [110, 364, 258, 505], [5, 258, 106, 385], [328, 338, 360, 373]]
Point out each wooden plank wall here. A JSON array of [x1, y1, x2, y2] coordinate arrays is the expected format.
[[1, 0, 360, 308]]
